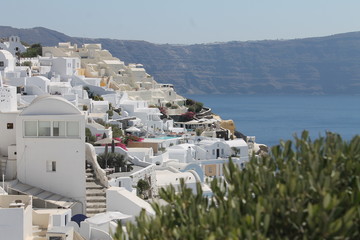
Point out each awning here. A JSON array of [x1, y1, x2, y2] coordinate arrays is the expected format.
[[86, 211, 132, 225], [8, 181, 77, 208]]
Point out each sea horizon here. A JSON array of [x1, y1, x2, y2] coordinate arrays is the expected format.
[[184, 94, 360, 147]]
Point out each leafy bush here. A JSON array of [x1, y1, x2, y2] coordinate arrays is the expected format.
[[137, 179, 151, 199], [179, 111, 195, 122], [165, 102, 172, 108], [185, 98, 196, 106], [20, 43, 42, 57], [85, 128, 96, 143], [185, 98, 203, 113], [97, 152, 125, 169], [21, 61, 32, 67], [114, 132, 360, 239]]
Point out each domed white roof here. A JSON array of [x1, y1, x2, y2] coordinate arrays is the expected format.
[[20, 95, 82, 116]]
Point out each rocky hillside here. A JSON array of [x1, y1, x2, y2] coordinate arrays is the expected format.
[[1, 26, 360, 95]]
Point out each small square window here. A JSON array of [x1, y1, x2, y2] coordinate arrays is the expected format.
[[7, 123, 13, 129], [47, 161, 56, 172]]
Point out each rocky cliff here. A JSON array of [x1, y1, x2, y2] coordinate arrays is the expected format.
[[1, 26, 360, 94]]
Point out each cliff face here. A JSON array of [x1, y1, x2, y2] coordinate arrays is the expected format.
[[2, 26, 360, 94]]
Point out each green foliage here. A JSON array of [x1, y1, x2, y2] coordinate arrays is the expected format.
[[21, 61, 32, 67], [94, 119, 123, 138], [193, 102, 203, 113], [107, 109, 114, 118], [97, 152, 125, 169], [112, 125, 123, 138], [83, 86, 103, 101], [185, 98, 203, 113], [185, 98, 196, 106], [165, 102, 172, 108], [85, 128, 96, 143], [195, 128, 203, 136], [114, 132, 360, 239], [93, 95, 104, 101], [137, 179, 150, 198], [20, 43, 42, 57]]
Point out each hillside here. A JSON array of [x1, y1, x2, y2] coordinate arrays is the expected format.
[[1, 26, 360, 94]]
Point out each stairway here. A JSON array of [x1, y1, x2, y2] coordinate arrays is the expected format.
[[86, 165, 107, 217]]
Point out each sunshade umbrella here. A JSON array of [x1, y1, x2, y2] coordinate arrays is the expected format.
[[126, 126, 141, 132], [86, 211, 132, 225], [95, 138, 120, 145]]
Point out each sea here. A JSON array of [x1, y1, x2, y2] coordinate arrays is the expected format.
[[184, 94, 360, 147]]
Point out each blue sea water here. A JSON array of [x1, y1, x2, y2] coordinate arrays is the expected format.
[[184, 94, 360, 147]]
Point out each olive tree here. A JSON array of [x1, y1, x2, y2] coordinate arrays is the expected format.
[[114, 132, 360, 239]]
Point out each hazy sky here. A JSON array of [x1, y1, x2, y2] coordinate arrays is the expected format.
[[2, 0, 360, 44]]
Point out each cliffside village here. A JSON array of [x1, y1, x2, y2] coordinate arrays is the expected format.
[[0, 36, 266, 240]]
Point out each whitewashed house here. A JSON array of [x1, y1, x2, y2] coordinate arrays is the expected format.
[[119, 93, 163, 133], [16, 96, 87, 213], [165, 137, 249, 178], [0, 73, 19, 180], [0, 36, 26, 56], [0, 195, 33, 240]]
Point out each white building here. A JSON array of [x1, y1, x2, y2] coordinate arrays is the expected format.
[[0, 193, 81, 240], [0, 36, 26, 56], [165, 137, 249, 178], [16, 96, 87, 213], [0, 194, 33, 240]]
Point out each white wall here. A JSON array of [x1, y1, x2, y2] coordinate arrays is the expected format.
[[0, 85, 17, 112], [0, 208, 25, 240], [106, 187, 155, 216], [0, 112, 17, 158], [16, 97, 87, 213]]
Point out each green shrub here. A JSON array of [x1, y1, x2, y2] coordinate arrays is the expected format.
[[85, 128, 96, 143], [114, 131, 360, 239], [21, 61, 32, 67], [20, 43, 42, 57], [165, 102, 172, 108]]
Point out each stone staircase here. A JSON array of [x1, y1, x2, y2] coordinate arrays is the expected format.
[[86, 165, 107, 217]]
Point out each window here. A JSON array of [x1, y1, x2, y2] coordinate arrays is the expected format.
[[24, 120, 80, 138], [212, 149, 215, 155], [47, 161, 56, 172], [0, 61, 4, 67], [24, 121, 37, 136], [53, 121, 65, 137], [7, 123, 13, 129], [38, 121, 51, 136], [221, 149, 224, 155], [49, 236, 63, 240], [67, 121, 79, 137]]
